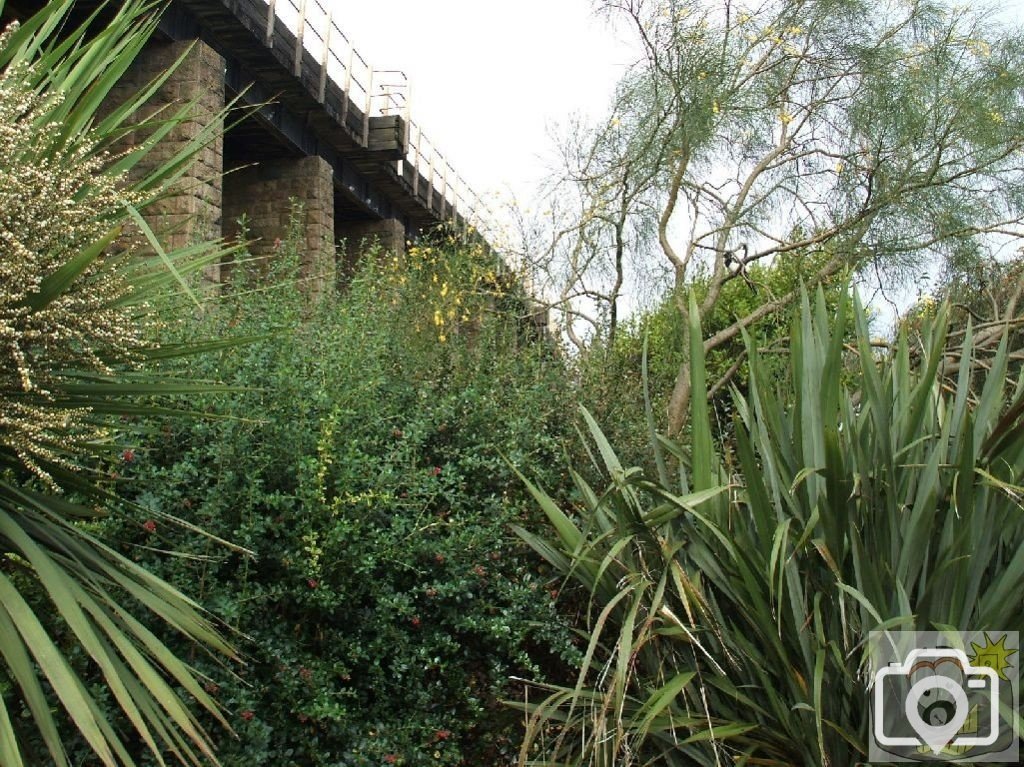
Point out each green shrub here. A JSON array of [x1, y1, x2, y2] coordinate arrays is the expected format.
[[575, 248, 851, 467], [517, 289, 1024, 765], [96, 231, 579, 766]]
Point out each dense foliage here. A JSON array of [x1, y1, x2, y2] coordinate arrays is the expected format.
[[518, 289, 1024, 765], [5, 1, 1022, 765], [576, 249, 851, 465], [93, 232, 579, 766], [0, 2, 238, 764]]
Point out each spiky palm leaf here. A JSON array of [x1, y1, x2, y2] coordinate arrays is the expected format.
[[1, 1, 244, 764], [515, 289, 1024, 765]]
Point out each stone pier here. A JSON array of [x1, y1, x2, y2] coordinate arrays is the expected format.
[[223, 156, 336, 295], [108, 38, 225, 276], [337, 218, 406, 278]]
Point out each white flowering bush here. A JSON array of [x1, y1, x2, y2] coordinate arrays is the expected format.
[[0, 4, 239, 766], [0, 34, 148, 484]]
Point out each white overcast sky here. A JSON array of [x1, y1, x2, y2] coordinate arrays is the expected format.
[[323, 0, 1022, 221], [322, 0, 634, 215]]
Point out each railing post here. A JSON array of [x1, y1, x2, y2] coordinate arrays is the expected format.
[[412, 124, 421, 198], [403, 83, 412, 148], [293, 0, 307, 77], [341, 47, 354, 124], [265, 0, 277, 46], [469, 194, 480, 235], [363, 65, 374, 145], [451, 175, 459, 223], [440, 162, 449, 220], [427, 149, 436, 213], [317, 6, 332, 103]]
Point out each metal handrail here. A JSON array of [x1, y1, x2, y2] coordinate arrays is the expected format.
[[259, 0, 495, 241]]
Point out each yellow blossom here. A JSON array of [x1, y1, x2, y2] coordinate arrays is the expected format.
[[966, 39, 991, 57]]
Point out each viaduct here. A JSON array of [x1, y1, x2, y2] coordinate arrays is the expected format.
[[6, 0, 500, 290]]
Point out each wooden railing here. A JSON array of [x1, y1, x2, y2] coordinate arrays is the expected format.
[[261, 0, 498, 243]]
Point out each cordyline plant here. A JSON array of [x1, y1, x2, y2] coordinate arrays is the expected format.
[[0, 1, 243, 765], [513, 288, 1024, 765]]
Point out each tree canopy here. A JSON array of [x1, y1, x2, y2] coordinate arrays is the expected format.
[[533, 0, 1024, 433]]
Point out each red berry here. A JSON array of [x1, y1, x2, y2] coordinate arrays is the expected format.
[[240, 710, 254, 721], [142, 520, 157, 534], [431, 466, 442, 476], [410, 616, 421, 628], [435, 729, 451, 741], [307, 578, 319, 589], [122, 449, 135, 463]]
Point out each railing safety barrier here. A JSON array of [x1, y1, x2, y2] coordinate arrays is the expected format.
[[261, 0, 500, 244]]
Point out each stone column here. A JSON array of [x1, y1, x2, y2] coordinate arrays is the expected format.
[[108, 38, 225, 278], [222, 156, 336, 297], [336, 218, 406, 279]]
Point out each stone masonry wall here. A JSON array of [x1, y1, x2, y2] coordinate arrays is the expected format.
[[106, 38, 225, 278], [337, 217, 406, 280], [222, 156, 336, 298]]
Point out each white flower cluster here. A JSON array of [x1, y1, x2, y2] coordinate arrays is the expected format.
[[1, 22, 150, 485]]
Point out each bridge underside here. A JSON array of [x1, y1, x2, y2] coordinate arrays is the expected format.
[[122, 9, 417, 290], [3, 0, 463, 290]]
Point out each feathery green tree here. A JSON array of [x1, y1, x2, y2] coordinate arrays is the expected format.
[[540, 0, 1024, 433]]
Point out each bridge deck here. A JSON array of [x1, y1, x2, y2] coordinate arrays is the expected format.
[[172, 0, 489, 236], [3, 0, 493, 240]]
